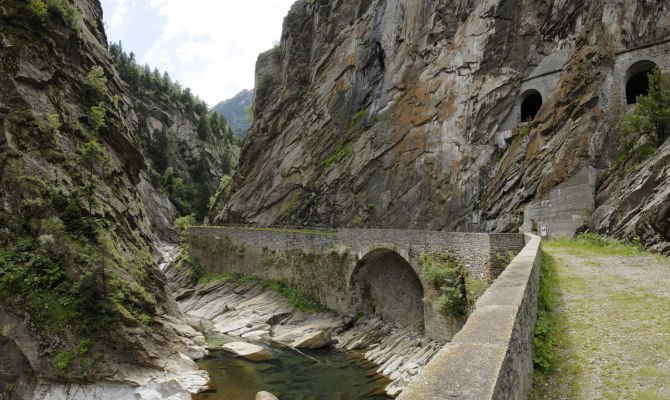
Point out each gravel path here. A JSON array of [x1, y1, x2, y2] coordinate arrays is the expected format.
[[531, 244, 670, 399]]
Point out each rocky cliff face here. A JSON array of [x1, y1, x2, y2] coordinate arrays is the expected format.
[[0, 0, 225, 397], [211, 0, 669, 253]]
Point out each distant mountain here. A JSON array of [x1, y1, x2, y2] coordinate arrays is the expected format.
[[213, 89, 254, 138]]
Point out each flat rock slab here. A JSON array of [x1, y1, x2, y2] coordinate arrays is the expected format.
[[221, 342, 276, 361], [255, 391, 279, 400]]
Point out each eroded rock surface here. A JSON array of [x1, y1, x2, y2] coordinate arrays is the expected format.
[[211, 0, 670, 252]]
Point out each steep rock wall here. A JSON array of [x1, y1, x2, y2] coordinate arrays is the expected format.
[[211, 0, 669, 252], [0, 0, 218, 396]]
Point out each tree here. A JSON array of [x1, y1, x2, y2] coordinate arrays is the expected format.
[[196, 113, 211, 139], [149, 128, 168, 173], [618, 68, 670, 151]]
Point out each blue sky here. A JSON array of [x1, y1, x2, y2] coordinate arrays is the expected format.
[[100, 0, 296, 105]]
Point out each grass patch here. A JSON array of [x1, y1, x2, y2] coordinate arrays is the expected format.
[[544, 233, 649, 257], [531, 239, 670, 399], [530, 252, 579, 399], [533, 252, 559, 371], [261, 279, 331, 313]]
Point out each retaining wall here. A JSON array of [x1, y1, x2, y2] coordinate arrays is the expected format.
[[398, 233, 542, 400]]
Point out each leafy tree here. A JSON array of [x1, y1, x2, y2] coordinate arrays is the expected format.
[[196, 113, 211, 139], [617, 68, 670, 164]]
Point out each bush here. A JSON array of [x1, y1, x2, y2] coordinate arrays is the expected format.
[[174, 214, 196, 245], [85, 66, 107, 99], [54, 350, 74, 375], [30, 1, 47, 20], [88, 103, 106, 132], [616, 67, 669, 166], [420, 252, 466, 315]]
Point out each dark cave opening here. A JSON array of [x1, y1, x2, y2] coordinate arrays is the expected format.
[[520, 90, 543, 121]]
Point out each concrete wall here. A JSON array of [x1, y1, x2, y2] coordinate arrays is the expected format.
[[189, 227, 526, 341], [397, 233, 542, 400], [521, 166, 597, 239]]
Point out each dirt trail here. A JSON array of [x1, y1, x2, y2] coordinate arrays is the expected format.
[[531, 243, 670, 400]]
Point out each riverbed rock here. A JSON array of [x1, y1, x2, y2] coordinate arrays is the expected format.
[[293, 330, 331, 349], [174, 278, 442, 397], [221, 342, 276, 361], [255, 391, 279, 400]]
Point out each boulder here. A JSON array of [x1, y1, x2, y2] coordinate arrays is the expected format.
[[255, 391, 279, 400], [221, 342, 276, 361], [290, 330, 331, 349]]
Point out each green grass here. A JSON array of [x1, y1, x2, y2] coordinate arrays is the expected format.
[[261, 279, 331, 313], [532, 252, 560, 372], [544, 233, 650, 257]]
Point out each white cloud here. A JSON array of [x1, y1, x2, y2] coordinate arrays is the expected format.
[[106, 0, 128, 29], [104, 0, 296, 105]]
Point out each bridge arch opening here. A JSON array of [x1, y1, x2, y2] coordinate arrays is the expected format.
[[520, 89, 542, 122], [350, 248, 424, 327], [625, 60, 657, 104]]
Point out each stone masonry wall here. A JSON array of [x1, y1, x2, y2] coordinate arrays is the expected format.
[[188, 227, 525, 341], [398, 233, 542, 400]]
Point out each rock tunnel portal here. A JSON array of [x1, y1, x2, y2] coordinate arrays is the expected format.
[[350, 248, 424, 327], [625, 60, 657, 104]]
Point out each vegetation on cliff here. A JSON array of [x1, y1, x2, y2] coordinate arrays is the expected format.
[[109, 41, 239, 220], [0, 0, 223, 391]]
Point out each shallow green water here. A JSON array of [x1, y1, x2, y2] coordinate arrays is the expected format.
[[193, 337, 391, 400]]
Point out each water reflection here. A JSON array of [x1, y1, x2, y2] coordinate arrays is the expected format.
[[194, 338, 391, 400]]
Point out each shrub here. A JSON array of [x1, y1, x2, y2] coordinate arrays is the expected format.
[[89, 103, 105, 132], [45, 113, 61, 132], [77, 338, 91, 356], [54, 350, 74, 375], [30, 1, 47, 20], [174, 214, 196, 245], [616, 67, 669, 167], [420, 252, 466, 315], [85, 66, 107, 99]]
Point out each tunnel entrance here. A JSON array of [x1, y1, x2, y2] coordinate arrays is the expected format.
[[350, 249, 424, 327], [520, 90, 542, 121], [626, 61, 657, 104]]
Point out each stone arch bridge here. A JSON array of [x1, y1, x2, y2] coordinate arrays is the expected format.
[[188, 226, 526, 341]]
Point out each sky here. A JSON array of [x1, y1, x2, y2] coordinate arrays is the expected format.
[[100, 0, 296, 106]]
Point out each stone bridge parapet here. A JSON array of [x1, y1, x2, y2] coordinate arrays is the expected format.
[[398, 233, 542, 400]]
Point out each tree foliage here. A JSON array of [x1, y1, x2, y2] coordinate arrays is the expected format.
[[420, 252, 466, 315], [617, 68, 670, 166]]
